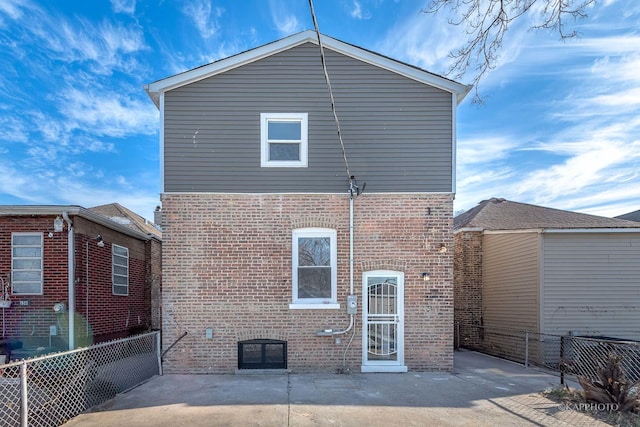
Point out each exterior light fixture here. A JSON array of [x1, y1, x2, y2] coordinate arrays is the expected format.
[[439, 243, 447, 253], [96, 234, 105, 247], [53, 216, 64, 232], [422, 272, 430, 282]]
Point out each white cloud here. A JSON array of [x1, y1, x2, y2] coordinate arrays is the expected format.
[[457, 136, 520, 167], [349, 1, 372, 20], [0, 116, 29, 143], [0, 0, 26, 21], [182, 0, 223, 40], [269, 0, 302, 37], [111, 0, 135, 15], [57, 87, 158, 138]]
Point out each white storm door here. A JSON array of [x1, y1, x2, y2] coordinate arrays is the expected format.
[[361, 271, 406, 373]]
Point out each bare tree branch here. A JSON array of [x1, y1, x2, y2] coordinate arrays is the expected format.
[[423, 0, 596, 103]]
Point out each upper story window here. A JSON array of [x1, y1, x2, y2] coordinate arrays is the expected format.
[[260, 113, 308, 167], [290, 228, 338, 309], [11, 233, 43, 295], [112, 244, 129, 296]]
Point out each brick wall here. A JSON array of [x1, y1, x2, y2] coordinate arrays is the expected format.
[[161, 193, 453, 373], [0, 215, 151, 349], [453, 230, 483, 349]]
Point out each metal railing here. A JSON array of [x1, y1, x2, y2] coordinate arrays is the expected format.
[[0, 331, 161, 427], [456, 324, 640, 384]]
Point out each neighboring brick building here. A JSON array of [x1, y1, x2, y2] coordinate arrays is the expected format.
[[146, 31, 470, 373], [0, 204, 161, 360]]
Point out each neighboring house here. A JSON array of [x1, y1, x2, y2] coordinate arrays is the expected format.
[[0, 204, 161, 361], [616, 209, 640, 222], [145, 30, 470, 373], [454, 198, 640, 352]]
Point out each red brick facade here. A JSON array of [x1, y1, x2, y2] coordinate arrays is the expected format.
[[0, 214, 155, 350], [453, 230, 483, 348], [160, 192, 453, 373]]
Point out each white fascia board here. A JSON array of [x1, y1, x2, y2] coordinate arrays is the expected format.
[[542, 228, 640, 233], [145, 31, 318, 108], [483, 229, 543, 235], [320, 34, 472, 103], [453, 227, 484, 234], [144, 30, 472, 108], [0, 205, 152, 240]]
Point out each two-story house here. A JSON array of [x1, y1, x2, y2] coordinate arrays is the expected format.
[[146, 31, 470, 373]]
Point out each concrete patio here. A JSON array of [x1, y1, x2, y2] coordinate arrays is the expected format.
[[64, 350, 605, 426]]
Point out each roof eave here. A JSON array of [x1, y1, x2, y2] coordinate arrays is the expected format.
[[0, 205, 154, 241], [145, 30, 470, 108]]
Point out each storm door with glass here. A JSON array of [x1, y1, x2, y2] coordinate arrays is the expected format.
[[361, 271, 406, 372]]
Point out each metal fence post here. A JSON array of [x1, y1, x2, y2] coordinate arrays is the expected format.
[[524, 332, 529, 368], [560, 335, 565, 385], [20, 362, 28, 427], [156, 331, 163, 376]]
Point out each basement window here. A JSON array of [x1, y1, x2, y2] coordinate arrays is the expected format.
[[238, 339, 287, 369]]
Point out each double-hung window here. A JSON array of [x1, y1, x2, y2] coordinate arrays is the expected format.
[[11, 233, 43, 295], [112, 244, 129, 296], [260, 113, 308, 167], [290, 228, 338, 309]]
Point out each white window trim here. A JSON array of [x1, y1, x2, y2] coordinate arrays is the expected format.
[[290, 228, 338, 309], [11, 232, 44, 295], [260, 113, 308, 167], [112, 244, 129, 296]]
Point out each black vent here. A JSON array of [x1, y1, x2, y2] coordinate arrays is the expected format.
[[238, 339, 287, 369]]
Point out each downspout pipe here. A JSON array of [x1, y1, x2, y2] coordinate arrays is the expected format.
[[62, 211, 75, 350]]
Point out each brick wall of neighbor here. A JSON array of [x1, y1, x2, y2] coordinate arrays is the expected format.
[[160, 193, 454, 373], [453, 230, 483, 349], [0, 215, 150, 348]]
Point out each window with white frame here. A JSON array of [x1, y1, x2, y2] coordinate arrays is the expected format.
[[11, 233, 43, 295], [112, 244, 129, 296], [260, 113, 308, 167], [290, 228, 338, 308]]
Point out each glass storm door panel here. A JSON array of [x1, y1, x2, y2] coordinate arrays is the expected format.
[[362, 271, 406, 372]]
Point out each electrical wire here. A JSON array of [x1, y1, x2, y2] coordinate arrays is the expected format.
[[308, 0, 351, 183]]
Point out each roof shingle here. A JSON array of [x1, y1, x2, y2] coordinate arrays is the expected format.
[[454, 198, 640, 231]]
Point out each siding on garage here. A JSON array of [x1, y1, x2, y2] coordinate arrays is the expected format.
[[541, 232, 640, 340], [482, 232, 540, 332], [163, 42, 454, 194]]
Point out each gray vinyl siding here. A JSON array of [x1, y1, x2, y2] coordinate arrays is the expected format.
[[163, 43, 453, 193], [541, 233, 640, 340], [483, 233, 540, 332]]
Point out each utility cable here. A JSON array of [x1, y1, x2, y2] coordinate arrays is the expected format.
[[308, 0, 352, 183]]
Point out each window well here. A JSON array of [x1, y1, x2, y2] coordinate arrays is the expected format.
[[238, 339, 287, 370]]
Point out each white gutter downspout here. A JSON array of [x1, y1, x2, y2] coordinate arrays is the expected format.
[[62, 211, 75, 350]]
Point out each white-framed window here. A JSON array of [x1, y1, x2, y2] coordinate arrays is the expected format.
[[112, 244, 129, 296], [290, 228, 339, 309], [11, 232, 43, 295], [260, 113, 308, 167]]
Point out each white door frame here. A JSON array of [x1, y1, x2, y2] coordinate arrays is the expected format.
[[361, 270, 407, 373]]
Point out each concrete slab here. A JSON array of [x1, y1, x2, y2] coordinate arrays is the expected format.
[[63, 350, 606, 426]]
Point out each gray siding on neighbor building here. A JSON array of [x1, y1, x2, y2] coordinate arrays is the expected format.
[[163, 43, 454, 193], [541, 232, 640, 340], [483, 233, 540, 332]]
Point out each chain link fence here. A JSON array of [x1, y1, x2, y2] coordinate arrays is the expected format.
[[456, 324, 640, 384], [0, 331, 160, 427]]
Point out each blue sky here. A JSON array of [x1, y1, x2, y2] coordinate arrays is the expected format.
[[1, 0, 639, 221]]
